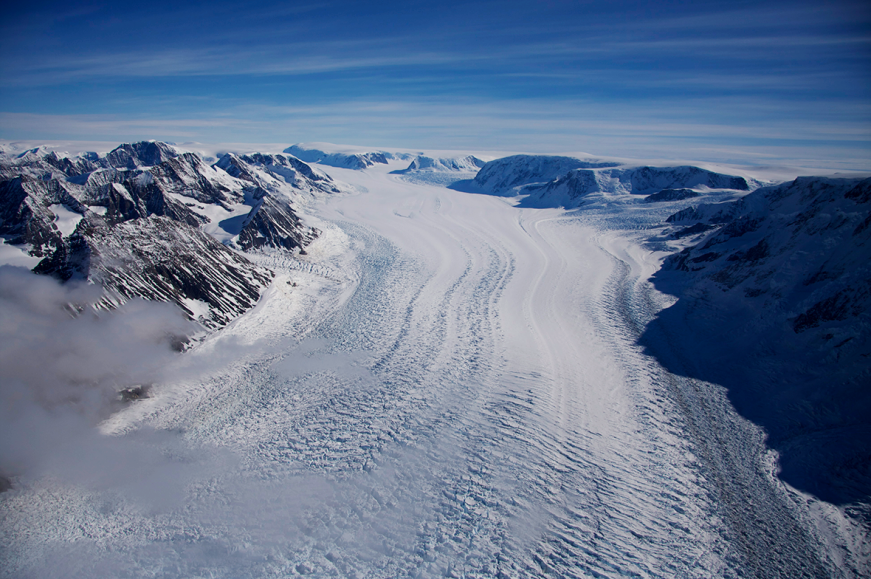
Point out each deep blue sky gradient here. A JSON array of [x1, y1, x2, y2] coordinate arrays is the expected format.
[[1, 0, 869, 167]]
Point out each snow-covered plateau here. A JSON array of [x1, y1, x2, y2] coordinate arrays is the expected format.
[[0, 142, 869, 578]]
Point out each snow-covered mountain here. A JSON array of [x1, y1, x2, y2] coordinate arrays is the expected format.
[[390, 154, 487, 186], [0, 141, 178, 180], [471, 154, 753, 207], [391, 154, 486, 174], [473, 154, 619, 195], [0, 141, 337, 329], [284, 143, 410, 170], [647, 175, 871, 505], [662, 175, 871, 348]]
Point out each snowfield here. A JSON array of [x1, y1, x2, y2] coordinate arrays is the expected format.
[[1, 158, 868, 578]]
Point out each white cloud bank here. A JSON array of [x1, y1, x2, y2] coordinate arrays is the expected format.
[[0, 266, 197, 490]]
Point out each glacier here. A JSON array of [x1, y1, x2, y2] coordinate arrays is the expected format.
[[0, 143, 869, 578]]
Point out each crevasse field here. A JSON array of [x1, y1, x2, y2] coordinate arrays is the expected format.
[[1, 159, 865, 578]]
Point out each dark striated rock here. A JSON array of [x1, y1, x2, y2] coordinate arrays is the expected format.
[[0, 177, 87, 256], [82, 216, 274, 328], [845, 179, 871, 204], [32, 230, 91, 281], [671, 222, 715, 239], [645, 188, 700, 202], [217, 152, 340, 194], [40, 151, 101, 178], [690, 251, 721, 263], [119, 385, 151, 402], [236, 190, 318, 252], [104, 141, 178, 169], [0, 142, 329, 331], [793, 281, 871, 333], [725, 238, 769, 263], [149, 153, 232, 206]]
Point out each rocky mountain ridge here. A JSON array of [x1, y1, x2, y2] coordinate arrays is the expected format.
[[0, 141, 336, 330]]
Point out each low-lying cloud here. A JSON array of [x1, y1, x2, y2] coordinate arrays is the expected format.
[[0, 265, 195, 483]]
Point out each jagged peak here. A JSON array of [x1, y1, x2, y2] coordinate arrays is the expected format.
[[105, 140, 179, 169]]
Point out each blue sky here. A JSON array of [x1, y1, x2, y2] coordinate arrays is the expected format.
[[1, 0, 869, 167]]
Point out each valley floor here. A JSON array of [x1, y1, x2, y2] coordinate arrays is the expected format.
[[1, 163, 867, 578]]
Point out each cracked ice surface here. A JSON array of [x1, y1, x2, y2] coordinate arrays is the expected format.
[[0, 161, 864, 578]]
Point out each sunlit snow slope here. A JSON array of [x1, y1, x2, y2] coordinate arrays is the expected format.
[[1, 160, 866, 578]]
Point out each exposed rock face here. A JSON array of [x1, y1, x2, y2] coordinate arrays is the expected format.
[[0, 141, 177, 180], [104, 141, 178, 169], [235, 191, 318, 252], [662, 176, 871, 340], [215, 152, 340, 195], [0, 178, 80, 257], [663, 177, 871, 299], [0, 141, 334, 330], [80, 215, 274, 328], [645, 188, 700, 202]]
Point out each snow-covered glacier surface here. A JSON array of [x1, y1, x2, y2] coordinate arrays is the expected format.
[[1, 159, 867, 578]]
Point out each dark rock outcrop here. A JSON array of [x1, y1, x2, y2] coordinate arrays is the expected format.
[[645, 188, 700, 202]]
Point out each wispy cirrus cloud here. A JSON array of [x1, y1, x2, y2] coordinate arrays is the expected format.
[[0, 45, 470, 86], [6, 28, 869, 86], [0, 0, 868, 166], [3, 93, 867, 169]]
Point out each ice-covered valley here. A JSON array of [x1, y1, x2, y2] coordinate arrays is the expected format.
[[1, 153, 869, 578]]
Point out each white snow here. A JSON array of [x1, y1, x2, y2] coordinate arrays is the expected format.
[[181, 297, 212, 322], [0, 243, 43, 268], [163, 191, 253, 244], [48, 203, 83, 236], [0, 140, 116, 158], [133, 171, 153, 187]]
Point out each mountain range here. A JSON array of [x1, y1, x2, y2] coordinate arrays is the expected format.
[[0, 141, 339, 330]]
